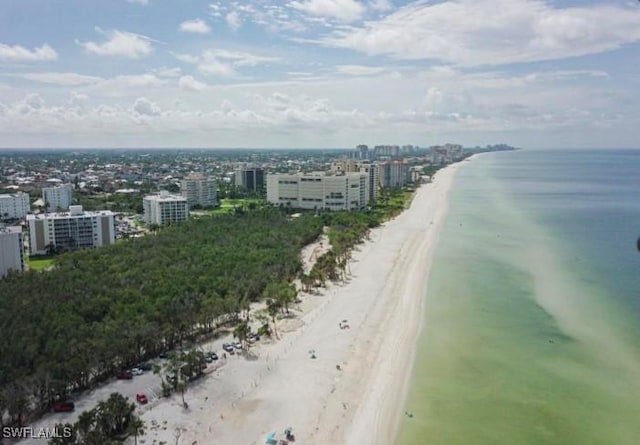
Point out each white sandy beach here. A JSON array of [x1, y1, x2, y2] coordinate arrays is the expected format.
[[134, 161, 463, 445]]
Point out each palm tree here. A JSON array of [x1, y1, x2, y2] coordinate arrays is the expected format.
[[75, 409, 96, 441], [266, 299, 281, 339], [277, 282, 297, 315], [95, 392, 134, 437], [127, 415, 145, 445], [233, 321, 250, 350]]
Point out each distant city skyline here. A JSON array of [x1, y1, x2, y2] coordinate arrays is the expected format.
[[1, 0, 639, 149]]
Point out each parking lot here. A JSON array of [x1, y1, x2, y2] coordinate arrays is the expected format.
[[15, 335, 239, 445]]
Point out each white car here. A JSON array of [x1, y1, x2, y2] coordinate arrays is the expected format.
[[130, 368, 143, 376]]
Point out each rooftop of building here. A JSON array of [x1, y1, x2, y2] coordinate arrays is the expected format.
[[143, 191, 187, 202], [0, 226, 22, 234], [270, 171, 367, 177], [0, 192, 29, 198], [26, 205, 114, 220]]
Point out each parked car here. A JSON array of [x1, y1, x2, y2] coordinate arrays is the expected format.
[[53, 401, 75, 412], [233, 342, 242, 350], [222, 343, 234, 352], [138, 362, 153, 371], [130, 367, 143, 376], [136, 393, 148, 404], [158, 352, 168, 359], [117, 370, 133, 380], [209, 352, 219, 360]]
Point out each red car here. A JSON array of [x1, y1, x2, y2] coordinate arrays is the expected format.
[[136, 393, 148, 404], [53, 401, 75, 412], [117, 370, 133, 380]]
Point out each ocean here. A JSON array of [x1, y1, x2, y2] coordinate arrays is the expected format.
[[398, 149, 640, 445]]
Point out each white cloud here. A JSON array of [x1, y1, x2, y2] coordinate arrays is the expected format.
[[174, 48, 280, 77], [84, 74, 166, 96], [369, 0, 392, 12], [127, 0, 149, 4], [226, 11, 242, 30], [336, 65, 386, 76], [179, 18, 212, 34], [173, 53, 199, 64], [132, 97, 161, 116], [78, 29, 154, 59], [198, 60, 236, 77], [153, 66, 182, 78], [178, 75, 208, 92], [206, 49, 280, 67], [68, 92, 90, 107], [0, 43, 58, 62], [289, 0, 366, 22], [23, 93, 45, 110], [319, 0, 640, 65], [17, 72, 103, 86]]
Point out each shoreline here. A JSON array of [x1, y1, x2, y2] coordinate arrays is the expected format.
[[125, 160, 466, 445], [340, 160, 463, 445]]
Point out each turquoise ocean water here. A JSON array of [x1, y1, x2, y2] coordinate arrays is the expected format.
[[398, 149, 640, 445]]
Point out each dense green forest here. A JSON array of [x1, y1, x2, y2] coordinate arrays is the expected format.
[[0, 208, 323, 426]]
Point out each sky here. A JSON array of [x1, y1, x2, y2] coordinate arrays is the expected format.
[[0, 0, 639, 149]]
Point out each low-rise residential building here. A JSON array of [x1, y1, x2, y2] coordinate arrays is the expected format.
[[43, 185, 73, 211], [0, 226, 24, 278], [143, 191, 189, 226], [0, 192, 30, 220], [26, 205, 116, 255], [181, 173, 217, 208], [266, 172, 369, 211]]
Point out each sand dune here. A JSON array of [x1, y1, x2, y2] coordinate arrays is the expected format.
[[136, 161, 462, 445]]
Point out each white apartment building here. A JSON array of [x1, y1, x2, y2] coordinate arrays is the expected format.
[[143, 191, 189, 226], [267, 172, 369, 211], [43, 185, 73, 211], [0, 226, 24, 278], [331, 159, 379, 202], [26, 205, 116, 256], [0, 192, 30, 220], [181, 174, 217, 208]]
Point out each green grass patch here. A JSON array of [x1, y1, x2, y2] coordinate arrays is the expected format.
[[27, 257, 55, 271]]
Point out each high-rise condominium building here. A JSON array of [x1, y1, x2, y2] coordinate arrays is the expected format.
[[0, 226, 24, 278], [266, 172, 369, 211], [0, 192, 30, 220], [43, 185, 73, 212], [181, 174, 217, 208], [26, 205, 116, 256], [331, 159, 379, 202], [235, 164, 265, 193], [143, 191, 189, 226], [354, 144, 370, 160], [379, 161, 410, 188]]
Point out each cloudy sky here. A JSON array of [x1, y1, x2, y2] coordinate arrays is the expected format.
[[1, 0, 639, 149]]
